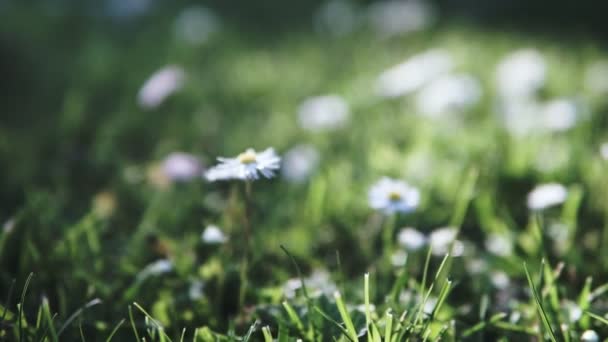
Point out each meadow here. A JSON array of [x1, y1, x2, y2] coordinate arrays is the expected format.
[[1, 1, 608, 340]]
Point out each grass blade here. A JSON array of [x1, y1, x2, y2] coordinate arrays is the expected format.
[[262, 326, 273, 342], [57, 298, 101, 336], [523, 262, 558, 342], [105, 319, 125, 342], [18, 272, 34, 342], [334, 291, 359, 342], [585, 311, 608, 325]]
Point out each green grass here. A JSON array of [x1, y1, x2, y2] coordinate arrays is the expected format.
[[1, 2, 608, 341]]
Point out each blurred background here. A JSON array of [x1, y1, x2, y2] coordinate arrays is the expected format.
[[2, 0, 608, 340]]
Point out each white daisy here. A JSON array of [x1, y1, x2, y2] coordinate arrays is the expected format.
[[498, 99, 543, 136], [527, 183, 568, 210], [3, 218, 15, 234], [601, 143, 608, 160], [297, 95, 350, 132], [137, 259, 172, 280], [161, 152, 203, 182], [368, 0, 434, 37], [416, 74, 481, 117], [585, 61, 608, 94], [490, 271, 510, 289], [484, 232, 513, 257], [281, 144, 320, 183], [376, 49, 453, 98], [314, 0, 358, 37], [397, 227, 427, 251], [283, 269, 337, 299], [188, 280, 204, 300], [428, 226, 457, 256], [496, 49, 546, 100], [541, 99, 578, 132], [174, 6, 220, 46], [205, 147, 281, 181], [137, 65, 186, 110], [581, 330, 599, 342], [201, 225, 227, 244], [368, 177, 420, 215]]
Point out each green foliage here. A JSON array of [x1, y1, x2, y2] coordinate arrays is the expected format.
[[1, 1, 608, 341]]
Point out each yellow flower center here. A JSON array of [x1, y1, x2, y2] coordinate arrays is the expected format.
[[238, 150, 257, 164], [388, 191, 402, 201]]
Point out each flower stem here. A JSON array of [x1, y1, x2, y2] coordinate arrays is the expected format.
[[239, 181, 253, 309], [381, 214, 397, 272]]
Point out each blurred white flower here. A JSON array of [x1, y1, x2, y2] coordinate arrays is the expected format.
[[490, 271, 510, 289], [205, 148, 281, 181], [527, 183, 568, 211], [541, 99, 578, 132], [548, 223, 569, 253], [581, 330, 600, 342], [368, 0, 434, 37], [137, 259, 172, 280], [297, 95, 350, 132], [202, 225, 227, 244], [174, 6, 220, 46], [283, 270, 337, 299], [601, 143, 608, 160], [3, 218, 15, 234], [585, 61, 608, 94], [391, 249, 408, 267], [416, 74, 481, 117], [428, 227, 457, 256], [397, 227, 427, 251], [368, 177, 420, 215], [355, 303, 376, 313], [314, 0, 358, 37], [281, 144, 320, 183], [161, 152, 202, 182], [485, 233, 513, 257], [376, 49, 453, 98], [496, 49, 546, 100], [534, 141, 569, 173], [562, 301, 582, 323], [137, 65, 186, 110], [189, 280, 204, 300], [465, 258, 488, 275], [422, 296, 438, 315], [498, 99, 542, 136]]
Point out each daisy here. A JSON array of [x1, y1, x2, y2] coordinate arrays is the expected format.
[[428, 226, 458, 256], [527, 183, 568, 210], [161, 152, 203, 182], [368, 0, 434, 37], [314, 0, 358, 37], [496, 49, 546, 100], [174, 6, 220, 46], [281, 144, 320, 183], [601, 143, 608, 160], [581, 330, 599, 342], [297, 95, 350, 132], [137, 65, 185, 110], [415, 74, 481, 117], [484, 232, 513, 257], [201, 225, 227, 244], [540, 99, 578, 132], [137, 259, 173, 280], [368, 177, 420, 215], [205, 147, 281, 181], [585, 61, 608, 94], [397, 227, 427, 251], [376, 49, 452, 98]]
